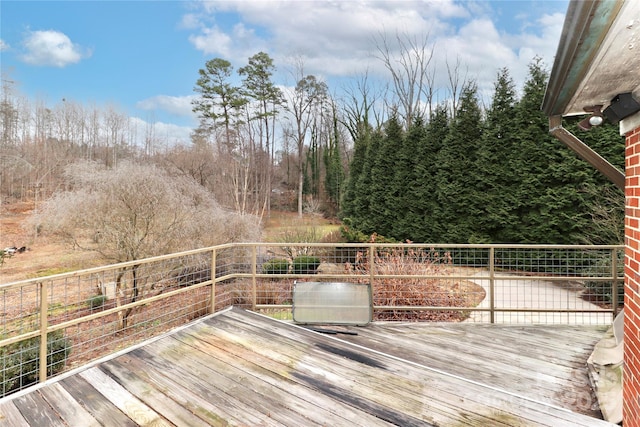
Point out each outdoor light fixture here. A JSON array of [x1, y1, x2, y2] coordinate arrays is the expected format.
[[578, 105, 604, 131], [603, 92, 640, 124]]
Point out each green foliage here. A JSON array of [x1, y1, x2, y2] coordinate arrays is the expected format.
[[192, 57, 247, 139], [352, 130, 384, 234], [339, 224, 370, 243], [339, 57, 624, 246], [474, 68, 520, 243], [367, 113, 405, 237], [262, 258, 290, 274], [414, 104, 449, 242], [292, 255, 321, 274], [324, 106, 345, 211], [1, 330, 71, 397], [88, 294, 107, 309], [435, 82, 484, 243], [340, 123, 374, 222]]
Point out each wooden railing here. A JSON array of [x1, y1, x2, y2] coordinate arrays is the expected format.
[[0, 243, 623, 397]]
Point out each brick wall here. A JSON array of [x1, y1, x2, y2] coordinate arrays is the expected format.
[[625, 124, 640, 425]]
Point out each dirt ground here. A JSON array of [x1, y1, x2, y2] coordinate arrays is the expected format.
[[0, 200, 101, 284], [0, 202, 340, 284]]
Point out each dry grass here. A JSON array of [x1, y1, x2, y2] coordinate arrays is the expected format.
[[263, 211, 340, 242]]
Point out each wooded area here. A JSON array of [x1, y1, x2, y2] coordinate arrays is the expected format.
[[340, 59, 624, 245], [0, 45, 625, 249]]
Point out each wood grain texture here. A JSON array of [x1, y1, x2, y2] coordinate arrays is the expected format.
[[0, 307, 616, 426]]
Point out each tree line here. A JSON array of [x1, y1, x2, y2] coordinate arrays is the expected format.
[[0, 42, 625, 247], [340, 59, 624, 245]]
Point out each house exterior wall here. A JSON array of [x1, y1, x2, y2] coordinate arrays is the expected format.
[[625, 122, 640, 425]]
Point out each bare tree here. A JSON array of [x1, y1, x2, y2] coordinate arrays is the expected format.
[[340, 69, 384, 156], [374, 31, 436, 127], [239, 52, 285, 218], [445, 56, 469, 120], [30, 160, 260, 328], [285, 58, 329, 216]]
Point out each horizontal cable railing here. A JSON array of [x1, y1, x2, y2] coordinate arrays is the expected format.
[[0, 243, 623, 397]]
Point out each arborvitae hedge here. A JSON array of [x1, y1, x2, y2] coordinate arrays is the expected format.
[[339, 59, 624, 245]]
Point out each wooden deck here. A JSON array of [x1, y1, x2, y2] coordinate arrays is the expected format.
[[0, 307, 617, 426]]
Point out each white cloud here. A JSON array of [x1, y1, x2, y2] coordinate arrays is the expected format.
[[179, 13, 202, 30], [136, 94, 198, 117], [20, 30, 90, 67], [183, 1, 565, 108], [0, 39, 9, 51]]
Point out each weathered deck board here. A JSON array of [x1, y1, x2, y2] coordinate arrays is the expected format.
[[335, 320, 606, 418], [98, 359, 213, 427], [0, 402, 29, 427], [38, 383, 101, 427], [79, 368, 172, 427], [60, 375, 139, 427], [166, 323, 397, 426], [0, 307, 616, 426], [218, 309, 609, 426]]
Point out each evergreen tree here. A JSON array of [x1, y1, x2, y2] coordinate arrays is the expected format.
[[564, 118, 625, 244], [435, 83, 484, 243], [340, 123, 373, 223], [192, 58, 246, 150], [514, 57, 590, 244], [513, 58, 554, 242], [417, 105, 449, 242], [394, 116, 427, 240], [366, 113, 405, 237], [352, 129, 384, 234], [475, 68, 519, 242], [324, 106, 345, 211]]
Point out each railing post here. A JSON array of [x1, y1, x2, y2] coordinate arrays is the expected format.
[[489, 247, 495, 324], [252, 245, 257, 310], [369, 245, 375, 299], [39, 281, 48, 383], [612, 247, 619, 319], [210, 247, 217, 314]]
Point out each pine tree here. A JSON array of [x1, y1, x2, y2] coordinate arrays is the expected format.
[[514, 58, 554, 242], [564, 118, 625, 244]]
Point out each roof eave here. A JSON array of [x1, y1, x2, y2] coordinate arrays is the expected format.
[[542, 0, 624, 117]]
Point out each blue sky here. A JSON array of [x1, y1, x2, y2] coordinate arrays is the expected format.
[[1, 0, 569, 145]]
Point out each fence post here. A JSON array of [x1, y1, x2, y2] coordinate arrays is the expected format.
[[39, 281, 48, 383], [612, 248, 619, 319], [369, 245, 375, 301], [252, 245, 257, 310], [489, 247, 495, 324], [210, 247, 217, 314]]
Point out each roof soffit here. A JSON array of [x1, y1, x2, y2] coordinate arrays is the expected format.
[[543, 0, 640, 117]]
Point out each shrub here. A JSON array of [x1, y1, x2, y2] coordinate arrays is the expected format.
[[88, 294, 107, 309], [583, 252, 625, 305], [1, 330, 71, 397], [345, 246, 481, 321], [262, 258, 290, 274], [292, 255, 321, 274]]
